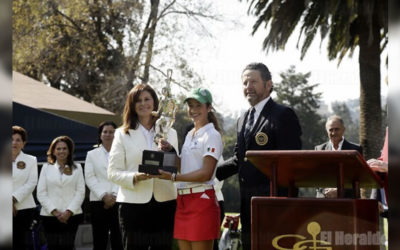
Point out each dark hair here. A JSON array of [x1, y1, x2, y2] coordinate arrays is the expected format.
[[47, 136, 76, 168], [12, 125, 27, 142], [98, 121, 117, 144], [206, 103, 222, 134], [242, 62, 273, 93], [122, 84, 159, 134]]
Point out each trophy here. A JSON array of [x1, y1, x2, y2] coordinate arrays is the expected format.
[[138, 69, 178, 175], [152, 69, 177, 144]]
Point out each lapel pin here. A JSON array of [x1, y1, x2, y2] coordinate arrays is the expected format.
[[63, 165, 72, 175]]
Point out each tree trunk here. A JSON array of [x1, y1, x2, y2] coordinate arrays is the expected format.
[[358, 0, 383, 159], [143, 0, 160, 83]]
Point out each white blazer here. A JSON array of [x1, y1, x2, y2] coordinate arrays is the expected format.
[[37, 162, 85, 216], [108, 127, 178, 203], [85, 145, 119, 201], [12, 151, 38, 210]]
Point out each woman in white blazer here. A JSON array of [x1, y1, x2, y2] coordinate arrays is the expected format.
[[37, 136, 85, 250], [108, 83, 178, 250], [12, 125, 38, 249], [85, 121, 122, 250]]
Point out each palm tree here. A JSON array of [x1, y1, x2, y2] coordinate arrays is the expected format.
[[246, 0, 387, 159]]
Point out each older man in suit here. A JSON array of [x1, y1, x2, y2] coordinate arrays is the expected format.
[[315, 115, 362, 198], [216, 62, 302, 250], [315, 115, 362, 153]]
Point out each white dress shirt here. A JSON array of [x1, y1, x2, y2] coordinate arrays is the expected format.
[[12, 151, 38, 210], [108, 127, 179, 203], [85, 145, 119, 201], [139, 124, 155, 149], [37, 161, 85, 216], [251, 96, 271, 127], [328, 137, 345, 151]]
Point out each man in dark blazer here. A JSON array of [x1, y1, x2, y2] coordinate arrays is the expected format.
[[216, 62, 302, 250], [315, 115, 362, 153], [315, 115, 362, 198]]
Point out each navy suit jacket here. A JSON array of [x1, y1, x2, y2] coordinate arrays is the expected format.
[[217, 98, 302, 194], [216, 98, 302, 249], [315, 139, 362, 154]]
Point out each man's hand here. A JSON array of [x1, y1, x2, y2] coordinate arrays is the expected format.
[[367, 159, 388, 173], [323, 188, 337, 198]]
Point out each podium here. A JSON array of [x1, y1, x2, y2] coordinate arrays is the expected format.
[[247, 150, 384, 250]]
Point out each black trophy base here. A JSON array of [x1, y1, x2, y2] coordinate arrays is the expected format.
[[163, 166, 178, 174], [138, 165, 178, 175], [138, 164, 161, 175], [138, 150, 177, 175]]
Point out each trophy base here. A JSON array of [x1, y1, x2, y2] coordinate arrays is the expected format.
[[138, 164, 161, 175], [163, 166, 178, 174], [138, 150, 177, 175], [138, 164, 178, 175]]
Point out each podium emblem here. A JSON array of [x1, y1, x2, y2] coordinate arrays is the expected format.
[[272, 221, 332, 250], [255, 132, 268, 146]]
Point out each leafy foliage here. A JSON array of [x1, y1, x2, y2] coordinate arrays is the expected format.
[[246, 0, 387, 159], [331, 100, 387, 147], [13, 0, 216, 114], [219, 116, 240, 212], [221, 174, 240, 212], [249, 0, 387, 63], [274, 65, 326, 149]]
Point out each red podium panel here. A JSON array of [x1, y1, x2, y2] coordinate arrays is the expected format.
[[246, 150, 383, 250], [252, 198, 380, 250]]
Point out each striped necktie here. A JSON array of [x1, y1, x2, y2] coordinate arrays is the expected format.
[[244, 107, 255, 138]]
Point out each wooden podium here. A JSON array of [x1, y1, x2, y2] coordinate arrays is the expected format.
[[247, 150, 384, 250]]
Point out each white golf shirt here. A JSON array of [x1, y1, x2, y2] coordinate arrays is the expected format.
[[177, 123, 223, 189]]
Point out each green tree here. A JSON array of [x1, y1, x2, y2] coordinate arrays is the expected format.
[[274, 65, 326, 149], [220, 115, 240, 212], [222, 125, 237, 160], [172, 94, 194, 151], [13, 0, 216, 113], [221, 175, 240, 212], [246, 0, 387, 159]]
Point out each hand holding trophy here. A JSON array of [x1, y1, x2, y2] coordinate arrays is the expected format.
[[139, 69, 178, 175], [152, 69, 177, 144]]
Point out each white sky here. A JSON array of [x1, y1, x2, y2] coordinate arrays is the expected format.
[[189, 0, 388, 117]]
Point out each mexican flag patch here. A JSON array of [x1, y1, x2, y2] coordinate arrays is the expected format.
[[207, 147, 215, 153]]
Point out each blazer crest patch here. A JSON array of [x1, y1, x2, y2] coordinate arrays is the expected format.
[[255, 132, 268, 146], [16, 161, 26, 169]]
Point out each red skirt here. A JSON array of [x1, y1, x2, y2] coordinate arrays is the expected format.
[[174, 189, 220, 241]]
